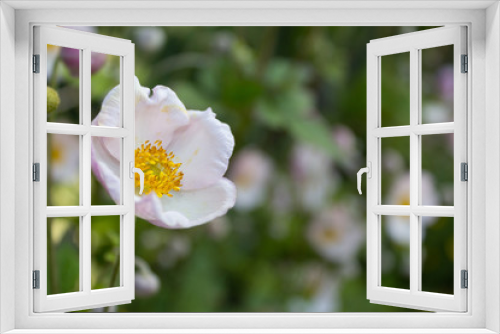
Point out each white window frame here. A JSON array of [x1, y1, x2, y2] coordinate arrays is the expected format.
[[0, 1, 499, 333]]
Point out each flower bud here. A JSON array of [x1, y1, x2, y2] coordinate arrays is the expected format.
[[47, 86, 60, 114], [61, 47, 107, 76]]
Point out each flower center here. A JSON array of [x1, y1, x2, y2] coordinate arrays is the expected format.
[[135, 140, 183, 198]]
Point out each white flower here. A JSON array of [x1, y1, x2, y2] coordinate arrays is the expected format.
[[306, 204, 363, 267], [91, 77, 237, 229], [291, 143, 337, 211], [228, 148, 273, 211], [135, 257, 160, 297]]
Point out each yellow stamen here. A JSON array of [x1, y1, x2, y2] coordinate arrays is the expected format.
[[135, 140, 183, 198]]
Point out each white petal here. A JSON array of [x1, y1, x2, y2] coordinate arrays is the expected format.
[[167, 108, 235, 190], [135, 85, 189, 147], [93, 77, 149, 128], [135, 178, 236, 229]]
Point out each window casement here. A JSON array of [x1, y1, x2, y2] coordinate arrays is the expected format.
[[361, 26, 468, 312], [33, 26, 137, 312]]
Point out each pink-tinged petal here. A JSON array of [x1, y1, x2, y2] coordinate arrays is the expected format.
[[167, 108, 234, 190], [91, 136, 121, 204], [93, 77, 149, 128], [135, 178, 236, 229], [135, 85, 189, 147]]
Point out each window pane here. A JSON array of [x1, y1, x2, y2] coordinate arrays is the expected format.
[[381, 136, 410, 205], [421, 134, 454, 206], [47, 217, 80, 295], [421, 45, 454, 124], [421, 217, 454, 294], [47, 45, 80, 124], [91, 53, 121, 127], [91, 137, 122, 205], [381, 52, 410, 127], [91, 215, 121, 290], [47, 133, 80, 206], [381, 215, 410, 290]]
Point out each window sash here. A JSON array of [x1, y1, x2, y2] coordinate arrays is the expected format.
[[366, 26, 468, 312], [32, 25, 136, 313]]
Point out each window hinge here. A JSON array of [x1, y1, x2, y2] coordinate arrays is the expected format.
[[33, 163, 40, 182], [33, 54, 40, 73], [461, 270, 468, 289], [461, 162, 468, 181], [461, 54, 468, 73], [33, 270, 40, 289]]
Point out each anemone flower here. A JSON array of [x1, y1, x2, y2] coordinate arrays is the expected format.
[[228, 148, 273, 211], [306, 204, 363, 268], [91, 77, 236, 229]]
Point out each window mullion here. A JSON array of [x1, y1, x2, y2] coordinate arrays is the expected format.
[[81, 48, 92, 294], [409, 48, 420, 294]]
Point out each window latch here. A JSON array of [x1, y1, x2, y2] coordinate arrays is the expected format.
[[357, 162, 372, 195], [130, 162, 144, 195]]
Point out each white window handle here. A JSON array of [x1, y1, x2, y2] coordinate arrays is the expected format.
[[357, 162, 372, 195], [130, 162, 144, 195]]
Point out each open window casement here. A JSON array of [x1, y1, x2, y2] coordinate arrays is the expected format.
[[360, 26, 467, 312], [33, 26, 137, 312]]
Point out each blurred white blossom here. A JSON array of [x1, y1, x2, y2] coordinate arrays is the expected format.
[[134, 27, 167, 53], [307, 204, 363, 270], [156, 235, 191, 269], [288, 264, 340, 312], [291, 143, 337, 211], [49, 134, 79, 183], [207, 216, 231, 240], [332, 125, 359, 171], [229, 148, 273, 211], [135, 257, 160, 297], [422, 101, 450, 124]]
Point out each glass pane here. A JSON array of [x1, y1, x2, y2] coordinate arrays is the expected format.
[[47, 217, 80, 295], [381, 136, 410, 205], [91, 137, 122, 205], [91, 53, 121, 127], [381, 215, 410, 290], [47, 45, 80, 124], [47, 133, 80, 206], [421, 217, 454, 294], [421, 134, 454, 206], [421, 45, 454, 124], [91, 215, 121, 289], [381, 52, 410, 127]]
